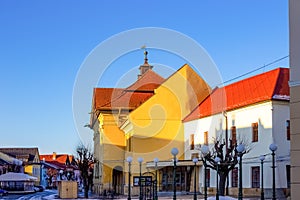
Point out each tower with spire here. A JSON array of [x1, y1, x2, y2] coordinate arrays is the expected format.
[[138, 50, 153, 79]]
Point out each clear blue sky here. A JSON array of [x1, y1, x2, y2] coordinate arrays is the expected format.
[[0, 1, 289, 154]]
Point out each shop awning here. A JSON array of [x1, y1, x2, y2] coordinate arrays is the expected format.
[[0, 172, 37, 181], [146, 160, 203, 168]]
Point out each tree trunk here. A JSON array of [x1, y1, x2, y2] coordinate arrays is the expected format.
[[83, 176, 89, 198], [226, 173, 229, 195], [219, 173, 227, 196]]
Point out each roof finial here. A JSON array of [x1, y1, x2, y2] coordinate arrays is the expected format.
[[141, 45, 148, 64]]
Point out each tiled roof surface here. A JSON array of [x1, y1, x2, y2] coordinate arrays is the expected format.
[[93, 88, 124, 109], [101, 91, 154, 109], [126, 69, 164, 91], [93, 69, 164, 110], [183, 68, 290, 122], [44, 160, 77, 170], [40, 154, 73, 164]]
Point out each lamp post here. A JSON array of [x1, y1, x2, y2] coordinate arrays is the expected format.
[[171, 147, 179, 200], [192, 158, 198, 200], [214, 157, 221, 200], [269, 143, 277, 200], [201, 145, 209, 200], [154, 158, 159, 200], [127, 156, 133, 200], [237, 144, 245, 200], [259, 155, 265, 200], [138, 157, 143, 200]]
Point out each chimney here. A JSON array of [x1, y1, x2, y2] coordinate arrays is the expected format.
[[138, 50, 153, 79], [52, 152, 57, 160]]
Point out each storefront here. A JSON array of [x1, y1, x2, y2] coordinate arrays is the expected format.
[[0, 172, 37, 192], [147, 160, 201, 193]]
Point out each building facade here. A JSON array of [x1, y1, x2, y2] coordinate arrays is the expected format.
[[89, 52, 211, 195], [289, 0, 300, 199], [0, 148, 41, 185], [184, 68, 290, 197]]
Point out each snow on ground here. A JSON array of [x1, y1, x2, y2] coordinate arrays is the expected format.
[[208, 196, 237, 200]]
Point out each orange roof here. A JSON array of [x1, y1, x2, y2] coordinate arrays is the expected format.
[[40, 154, 73, 165], [126, 69, 164, 91], [183, 68, 289, 122], [93, 88, 124, 109], [93, 69, 164, 110]]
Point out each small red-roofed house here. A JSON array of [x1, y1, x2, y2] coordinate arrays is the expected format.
[[183, 68, 290, 197], [40, 152, 79, 188]]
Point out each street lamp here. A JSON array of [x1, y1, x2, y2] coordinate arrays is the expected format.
[[201, 145, 209, 200], [171, 147, 179, 200], [214, 156, 221, 200], [269, 143, 277, 200], [138, 157, 143, 200], [154, 158, 159, 200], [259, 155, 265, 200], [127, 156, 133, 200], [237, 144, 245, 200], [192, 158, 198, 200]]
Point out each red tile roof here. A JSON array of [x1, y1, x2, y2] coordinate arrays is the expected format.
[[183, 68, 290, 122], [93, 69, 164, 110], [40, 154, 73, 164], [126, 69, 164, 91], [93, 88, 124, 109]]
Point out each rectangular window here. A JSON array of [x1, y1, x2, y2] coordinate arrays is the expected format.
[[231, 126, 236, 145], [127, 137, 132, 152], [252, 122, 258, 142], [251, 166, 260, 188], [94, 161, 100, 178], [191, 153, 199, 159], [204, 131, 208, 145], [231, 167, 238, 187], [286, 165, 291, 188], [287, 120, 290, 140], [206, 168, 210, 187], [190, 134, 195, 150]]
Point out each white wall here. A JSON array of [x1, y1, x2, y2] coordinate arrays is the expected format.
[[184, 101, 290, 189]]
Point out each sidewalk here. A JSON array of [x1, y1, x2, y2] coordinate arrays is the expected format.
[[76, 194, 263, 200], [44, 192, 286, 200]]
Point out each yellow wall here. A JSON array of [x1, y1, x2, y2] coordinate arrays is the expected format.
[[125, 64, 210, 166], [96, 113, 125, 185], [24, 165, 32, 175], [24, 164, 40, 183], [93, 64, 210, 193]]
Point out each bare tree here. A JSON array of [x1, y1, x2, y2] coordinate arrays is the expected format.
[[201, 136, 251, 196], [75, 144, 94, 198]]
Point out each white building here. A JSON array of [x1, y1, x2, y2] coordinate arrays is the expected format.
[[183, 68, 290, 197]]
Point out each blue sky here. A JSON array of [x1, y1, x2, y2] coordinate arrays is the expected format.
[[0, 1, 289, 154]]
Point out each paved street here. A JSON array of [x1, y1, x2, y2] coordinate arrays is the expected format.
[[0, 190, 288, 200], [0, 190, 56, 200]]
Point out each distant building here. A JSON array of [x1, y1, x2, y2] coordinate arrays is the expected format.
[[0, 147, 40, 185], [0, 172, 37, 192], [0, 152, 23, 174], [183, 68, 290, 197], [40, 152, 79, 188]]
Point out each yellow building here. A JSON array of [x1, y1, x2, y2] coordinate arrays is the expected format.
[[90, 52, 210, 196]]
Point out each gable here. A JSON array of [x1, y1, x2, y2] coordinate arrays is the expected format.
[[183, 68, 290, 122], [127, 64, 211, 137]]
